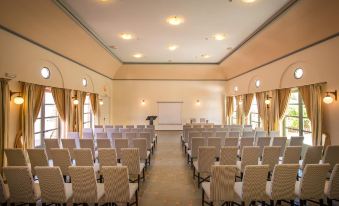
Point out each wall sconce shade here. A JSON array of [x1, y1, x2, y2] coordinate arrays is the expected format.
[[72, 95, 79, 105], [10, 91, 24, 105], [141, 99, 146, 105], [265, 95, 272, 105], [323, 90, 337, 104], [99, 99, 104, 105], [196, 99, 201, 105]]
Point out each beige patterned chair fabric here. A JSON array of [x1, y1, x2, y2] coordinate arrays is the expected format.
[[74, 149, 99, 173], [236, 146, 260, 173], [282, 146, 302, 164], [271, 137, 287, 156], [202, 165, 237, 203], [289, 136, 304, 146], [104, 125, 114, 129], [256, 137, 271, 157], [61, 138, 77, 159], [44, 139, 60, 160], [219, 146, 238, 165], [27, 149, 49, 176], [3, 166, 40, 203], [97, 138, 112, 148], [301, 146, 323, 169], [261, 146, 281, 172], [189, 137, 205, 159], [137, 125, 145, 129], [102, 166, 138, 203], [35, 166, 73, 204], [69, 166, 104, 203], [239, 138, 254, 155], [96, 132, 108, 139], [269, 131, 280, 138], [121, 148, 144, 176], [242, 131, 255, 138], [188, 132, 202, 149], [322, 145, 339, 170], [215, 131, 227, 139], [235, 165, 269, 203], [140, 132, 152, 150], [224, 137, 239, 147], [133, 138, 149, 161], [111, 132, 123, 139], [67, 132, 80, 139], [50, 148, 72, 176], [98, 148, 118, 172], [295, 163, 330, 200], [325, 164, 339, 200], [228, 131, 240, 138], [208, 137, 221, 158], [5, 149, 28, 166], [0, 174, 9, 203], [115, 125, 123, 129], [114, 138, 129, 160], [266, 164, 299, 201], [79, 139, 96, 160], [82, 132, 93, 139], [126, 133, 137, 147], [194, 146, 216, 174], [126, 125, 135, 129]]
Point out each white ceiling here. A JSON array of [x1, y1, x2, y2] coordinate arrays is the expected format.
[[61, 0, 290, 63]]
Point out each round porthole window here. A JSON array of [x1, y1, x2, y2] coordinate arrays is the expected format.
[[82, 78, 88, 87], [41, 67, 50, 79], [255, 80, 261, 88], [294, 68, 304, 79]]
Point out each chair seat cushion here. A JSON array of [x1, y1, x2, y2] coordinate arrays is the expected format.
[[129, 183, 138, 200], [33, 182, 41, 201], [64, 183, 73, 202], [294, 181, 301, 197], [193, 161, 198, 171], [140, 163, 145, 173], [97, 183, 105, 202], [202, 182, 211, 200], [234, 182, 243, 200]]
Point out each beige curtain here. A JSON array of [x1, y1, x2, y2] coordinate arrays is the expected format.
[[242, 93, 254, 123], [299, 84, 323, 145], [15, 83, 45, 149], [256, 92, 267, 130], [225, 96, 234, 124], [90, 93, 99, 124], [72, 91, 87, 136], [269, 90, 280, 131], [65, 89, 73, 133], [235, 95, 243, 125], [51, 88, 66, 121], [278, 88, 291, 119], [0, 79, 10, 170]]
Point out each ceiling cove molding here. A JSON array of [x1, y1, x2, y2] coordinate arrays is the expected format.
[[112, 79, 227, 81]]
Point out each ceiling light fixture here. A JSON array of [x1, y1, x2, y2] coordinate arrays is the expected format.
[[213, 33, 226, 41], [120, 33, 134, 40], [241, 0, 256, 3], [166, 15, 184, 26], [133, 53, 143, 58], [323, 90, 337, 104], [99, 99, 104, 106], [10, 91, 24, 105], [168, 44, 179, 51]]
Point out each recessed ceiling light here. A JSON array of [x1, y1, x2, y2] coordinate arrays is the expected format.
[[242, 0, 256, 3], [133, 53, 143, 58], [120, 33, 134, 40], [201, 54, 211, 59], [166, 15, 184, 26], [213, 33, 226, 41], [168, 44, 179, 51], [41, 67, 50, 79]]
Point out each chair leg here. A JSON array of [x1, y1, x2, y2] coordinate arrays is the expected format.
[[143, 168, 145, 181], [319, 199, 324, 206], [277, 200, 281, 205], [197, 172, 200, 188], [137, 174, 140, 191], [290, 200, 294, 206], [135, 189, 138, 206], [193, 167, 196, 179], [327, 198, 333, 206], [300, 199, 305, 206], [202, 189, 205, 206]]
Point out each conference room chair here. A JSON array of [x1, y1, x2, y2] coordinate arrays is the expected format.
[[69, 166, 105, 204], [136, 125, 145, 129], [133, 138, 151, 166], [144, 127, 157, 145], [187, 131, 202, 152], [236, 146, 260, 180], [0, 174, 9, 205], [94, 128, 104, 134], [255, 131, 267, 139], [97, 138, 112, 148], [83, 128, 93, 133], [213, 125, 222, 128], [121, 148, 145, 190], [207, 137, 221, 160], [126, 125, 135, 129], [255, 137, 271, 158], [126, 132, 137, 147], [140, 132, 153, 154], [111, 132, 123, 139], [271, 137, 287, 156], [119, 128, 130, 134], [61, 138, 77, 160], [146, 125, 154, 129], [106, 129, 117, 139], [3, 166, 40, 205], [322, 145, 339, 171], [295, 164, 330, 206], [35, 166, 73, 205], [73, 149, 100, 175], [44, 139, 60, 160], [202, 131, 215, 143], [260, 146, 281, 179], [234, 165, 269, 206], [101, 166, 139, 206], [218, 146, 238, 166], [239, 137, 254, 158], [83, 132, 94, 139], [115, 125, 123, 129], [281, 146, 302, 164], [242, 131, 255, 138], [242, 126, 253, 132], [193, 124, 201, 129], [114, 138, 129, 162], [266, 164, 299, 206], [98, 148, 119, 182], [325, 164, 339, 206], [96, 132, 108, 139], [67, 131, 80, 139], [95, 125, 104, 128], [300, 146, 323, 170], [202, 165, 237, 206], [79, 139, 97, 160], [269, 131, 280, 138], [215, 131, 227, 140], [224, 137, 239, 147], [104, 124, 114, 129], [27, 148, 49, 178], [4, 148, 29, 166], [50, 148, 73, 182], [188, 137, 205, 165], [289, 136, 304, 146], [193, 146, 216, 188], [230, 126, 242, 132], [228, 131, 240, 138]]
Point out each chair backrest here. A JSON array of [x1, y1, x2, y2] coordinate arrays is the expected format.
[[95, 125, 103, 128], [282, 146, 302, 164], [214, 125, 222, 128], [322, 145, 339, 170], [3, 166, 37, 203], [191, 137, 205, 158], [137, 125, 145, 129], [0, 174, 9, 203], [27, 149, 49, 175], [97, 138, 111, 148], [202, 131, 214, 138], [239, 137, 254, 155], [106, 128, 118, 138], [50, 148, 72, 176], [133, 138, 148, 160], [44, 139, 60, 160], [301, 146, 323, 169], [126, 125, 134, 129], [269, 164, 299, 200], [114, 139, 129, 160], [289, 136, 304, 146], [121, 148, 140, 175], [79, 139, 95, 159], [327, 164, 339, 199], [240, 146, 260, 172], [69, 166, 99, 203], [255, 131, 267, 138], [67, 132, 80, 139], [111, 132, 123, 139], [188, 132, 202, 149], [228, 131, 240, 138], [224, 137, 239, 147], [74, 149, 94, 166], [96, 132, 108, 139], [191, 118, 197, 123], [94, 128, 104, 133], [102, 166, 130, 202], [115, 125, 123, 129], [98, 149, 118, 170], [298, 164, 330, 199], [220, 146, 238, 165], [271, 137, 287, 156], [126, 132, 137, 147], [269, 131, 280, 138], [198, 146, 216, 173], [35, 166, 68, 203], [255, 137, 271, 157], [210, 165, 237, 202], [82, 132, 93, 139], [215, 131, 227, 139], [208, 137, 221, 158], [241, 165, 269, 202], [139, 132, 152, 150], [242, 131, 255, 138], [61, 138, 77, 159], [5, 149, 28, 166], [83, 128, 93, 133], [262, 146, 281, 172], [146, 125, 154, 129], [104, 125, 114, 129]]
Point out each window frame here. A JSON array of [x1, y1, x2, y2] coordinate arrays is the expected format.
[[83, 95, 93, 129]]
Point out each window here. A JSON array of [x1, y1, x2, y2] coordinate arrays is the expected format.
[[40, 67, 50, 79], [34, 90, 60, 148], [282, 88, 312, 145], [248, 95, 260, 129], [83, 95, 93, 128], [231, 96, 237, 124]]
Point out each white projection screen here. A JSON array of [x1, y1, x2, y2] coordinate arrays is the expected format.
[[157, 102, 183, 125]]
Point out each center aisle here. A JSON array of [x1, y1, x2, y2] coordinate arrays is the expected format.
[[139, 131, 201, 206]]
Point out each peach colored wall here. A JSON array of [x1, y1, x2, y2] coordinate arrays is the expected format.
[[225, 36, 339, 144]]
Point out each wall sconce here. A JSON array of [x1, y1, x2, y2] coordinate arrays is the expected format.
[[323, 90, 337, 104], [72, 95, 79, 105], [239, 96, 243, 105], [265, 95, 272, 106], [141, 99, 146, 105], [10, 91, 24, 105], [196, 99, 201, 105], [99, 99, 104, 106]]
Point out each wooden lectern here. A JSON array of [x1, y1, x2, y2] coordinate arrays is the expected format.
[[146, 116, 157, 125]]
